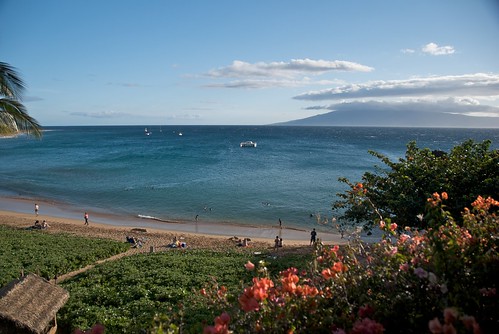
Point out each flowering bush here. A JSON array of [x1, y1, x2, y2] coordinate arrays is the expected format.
[[201, 191, 498, 333]]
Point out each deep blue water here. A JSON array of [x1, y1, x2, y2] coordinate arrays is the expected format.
[[1, 126, 498, 231]]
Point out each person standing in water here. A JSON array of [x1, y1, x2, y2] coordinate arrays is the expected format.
[[84, 212, 89, 225], [34, 203, 39, 216]]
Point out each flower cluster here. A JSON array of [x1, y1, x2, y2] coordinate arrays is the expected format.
[[238, 277, 274, 312], [429, 308, 481, 334], [200, 194, 498, 333]]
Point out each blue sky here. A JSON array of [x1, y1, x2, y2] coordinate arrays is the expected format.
[[2, 0, 499, 126]]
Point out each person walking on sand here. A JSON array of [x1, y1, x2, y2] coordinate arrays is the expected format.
[[84, 212, 89, 225], [279, 218, 282, 228], [310, 228, 317, 245], [34, 203, 39, 216]]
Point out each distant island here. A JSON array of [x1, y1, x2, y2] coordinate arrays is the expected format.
[[276, 107, 499, 128]]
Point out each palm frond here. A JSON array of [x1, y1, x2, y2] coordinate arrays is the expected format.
[[0, 98, 42, 138], [0, 62, 26, 99]]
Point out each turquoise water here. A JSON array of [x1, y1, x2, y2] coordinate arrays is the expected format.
[[1, 126, 498, 231]]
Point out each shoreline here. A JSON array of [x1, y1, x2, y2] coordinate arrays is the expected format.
[[0, 195, 345, 246]]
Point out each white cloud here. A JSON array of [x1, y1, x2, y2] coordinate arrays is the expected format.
[[70, 110, 130, 118], [166, 114, 201, 120], [304, 99, 499, 117], [206, 59, 373, 79], [422, 42, 455, 56], [401, 48, 415, 54], [204, 78, 344, 89], [294, 73, 499, 101]]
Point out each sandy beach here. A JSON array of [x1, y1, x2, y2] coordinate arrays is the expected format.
[[0, 196, 346, 254]]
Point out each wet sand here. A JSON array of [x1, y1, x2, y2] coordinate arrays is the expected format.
[[0, 196, 346, 248]]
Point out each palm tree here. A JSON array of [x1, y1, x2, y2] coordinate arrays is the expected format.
[[0, 62, 42, 138]]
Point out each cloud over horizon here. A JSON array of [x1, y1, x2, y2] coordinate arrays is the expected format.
[[293, 73, 499, 101]]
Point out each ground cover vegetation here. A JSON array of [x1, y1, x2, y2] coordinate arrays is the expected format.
[[58, 249, 309, 333], [0, 225, 129, 286]]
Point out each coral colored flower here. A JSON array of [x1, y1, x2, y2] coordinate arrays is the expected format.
[[379, 220, 386, 229], [390, 223, 398, 231], [399, 233, 410, 243], [281, 272, 300, 294], [321, 268, 335, 280], [330, 244, 340, 256], [281, 267, 299, 276], [239, 290, 260, 312], [333, 261, 344, 273], [245, 261, 255, 271], [441, 192, 448, 200]]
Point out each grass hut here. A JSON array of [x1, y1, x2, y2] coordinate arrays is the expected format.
[[0, 274, 69, 334]]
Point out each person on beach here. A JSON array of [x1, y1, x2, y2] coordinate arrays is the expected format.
[[84, 212, 89, 225], [274, 235, 280, 250], [34, 203, 39, 216], [279, 218, 282, 228], [310, 228, 317, 245], [279, 238, 283, 247], [238, 238, 250, 247]]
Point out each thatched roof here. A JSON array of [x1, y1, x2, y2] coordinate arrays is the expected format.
[[0, 274, 69, 334]]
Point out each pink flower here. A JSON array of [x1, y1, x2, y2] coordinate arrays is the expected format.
[[350, 318, 385, 334], [358, 304, 374, 318], [399, 263, 409, 272], [204, 312, 230, 334], [443, 308, 458, 324], [379, 221, 386, 229], [244, 261, 255, 271], [460, 315, 477, 331], [429, 317, 443, 333], [442, 324, 457, 334], [399, 234, 410, 243], [390, 223, 398, 231]]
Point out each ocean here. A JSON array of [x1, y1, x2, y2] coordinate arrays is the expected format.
[[1, 126, 498, 234]]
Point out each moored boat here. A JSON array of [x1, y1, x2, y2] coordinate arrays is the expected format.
[[240, 141, 257, 148]]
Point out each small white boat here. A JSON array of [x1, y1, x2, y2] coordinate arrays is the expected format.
[[240, 141, 257, 148], [145, 128, 151, 136]]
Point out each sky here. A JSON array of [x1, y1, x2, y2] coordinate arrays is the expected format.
[[1, 0, 499, 126]]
